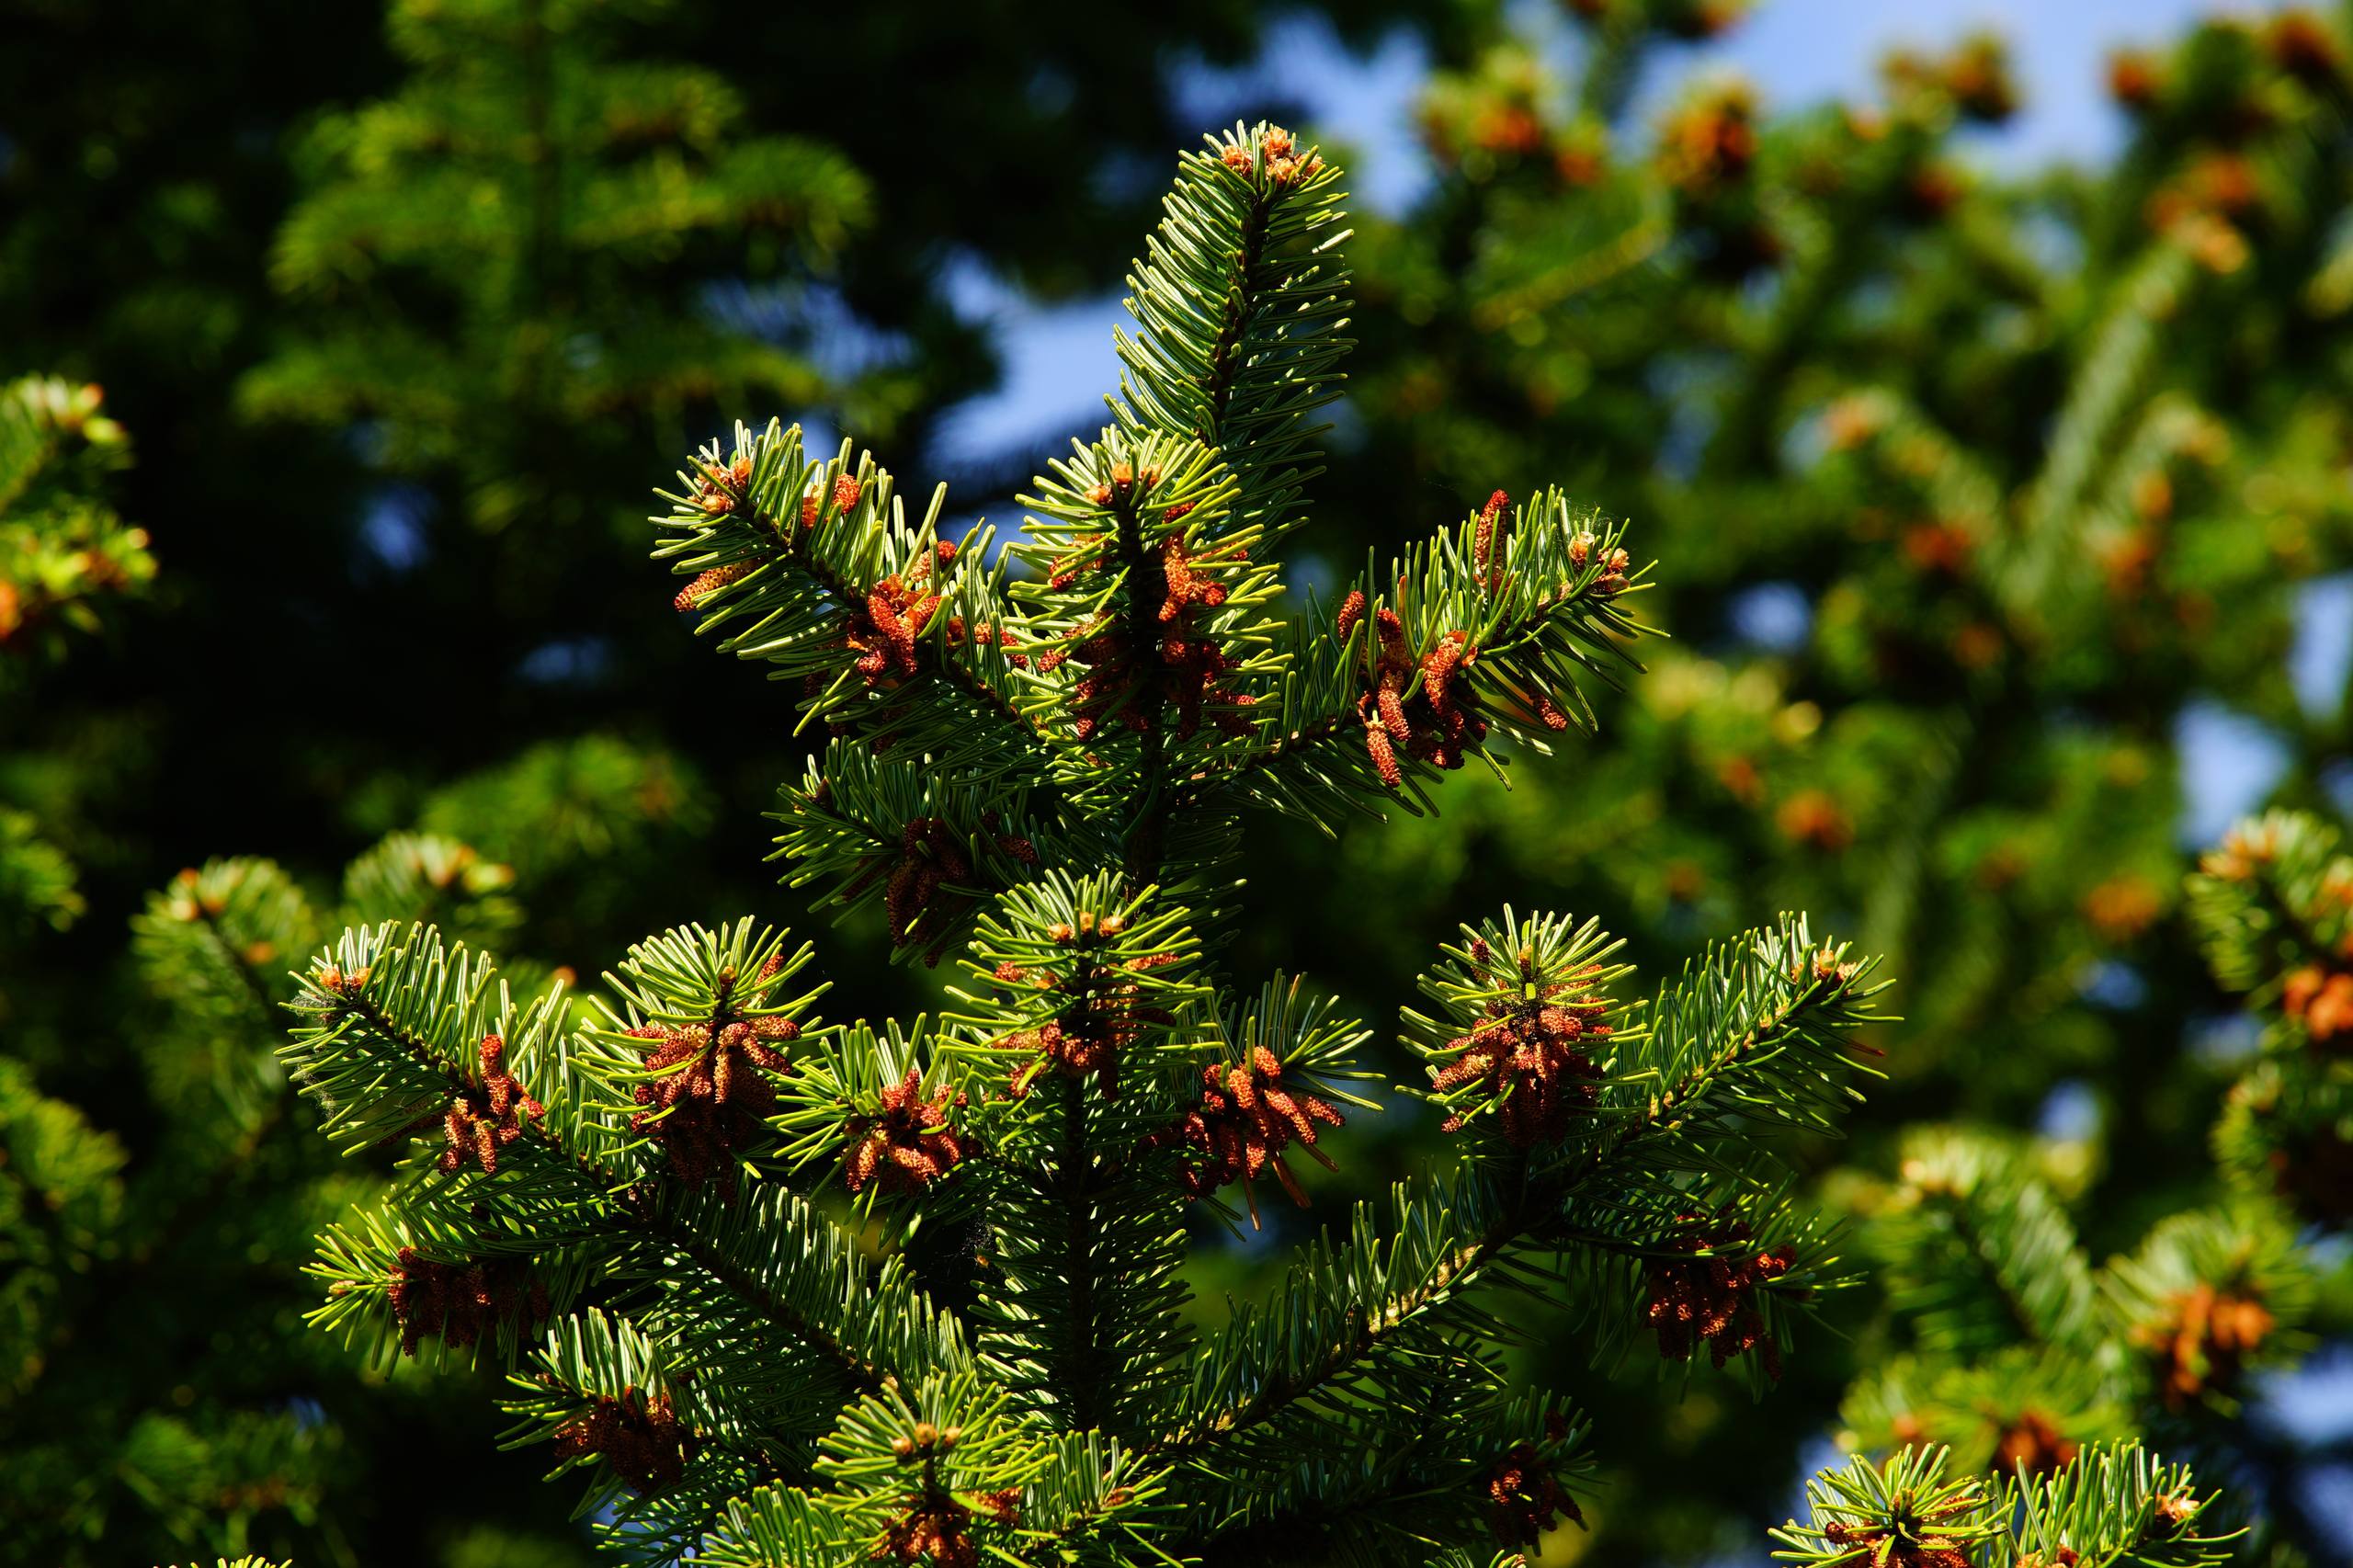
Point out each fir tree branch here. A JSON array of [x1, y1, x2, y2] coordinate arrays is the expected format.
[[1158, 921, 1879, 1463], [631, 1204, 895, 1398], [771, 740, 1067, 965], [1198, 489, 1645, 831], [717, 465, 1037, 744], [285, 925, 956, 1401], [1111, 123, 1352, 549], [656, 422, 1057, 792], [1552, 921, 1883, 1184], [1144, 1170, 1529, 1462]]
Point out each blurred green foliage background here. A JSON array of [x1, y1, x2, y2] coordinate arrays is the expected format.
[[7, 0, 2353, 1563]]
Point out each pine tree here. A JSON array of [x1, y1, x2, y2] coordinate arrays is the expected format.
[[267, 121, 1935, 1566], [8, 1, 2330, 1559]]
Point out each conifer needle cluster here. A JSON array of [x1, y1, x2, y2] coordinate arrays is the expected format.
[[271, 123, 2239, 1566]]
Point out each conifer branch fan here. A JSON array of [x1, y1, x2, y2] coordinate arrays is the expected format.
[[275, 122, 1952, 1567]]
